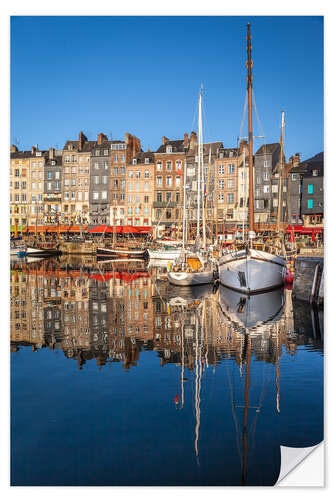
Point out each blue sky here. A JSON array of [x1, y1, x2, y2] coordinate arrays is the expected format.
[[10, 16, 323, 161]]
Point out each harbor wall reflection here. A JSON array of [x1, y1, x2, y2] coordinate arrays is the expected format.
[[10, 258, 323, 369]]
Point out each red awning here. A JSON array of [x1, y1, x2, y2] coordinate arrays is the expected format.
[[87, 225, 152, 234], [286, 225, 323, 234], [22, 225, 88, 233]]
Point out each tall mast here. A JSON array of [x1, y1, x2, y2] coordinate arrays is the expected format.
[[197, 86, 203, 239], [182, 160, 187, 249], [247, 23, 254, 233], [277, 111, 285, 232]]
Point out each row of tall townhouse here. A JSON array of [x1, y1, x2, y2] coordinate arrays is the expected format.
[[10, 131, 315, 231]]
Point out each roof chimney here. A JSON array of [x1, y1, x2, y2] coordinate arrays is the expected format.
[[78, 131, 87, 151], [31, 146, 36, 155], [162, 136, 169, 146], [10, 145, 18, 153], [184, 133, 189, 149], [189, 131, 197, 150], [97, 133, 108, 145], [49, 147, 55, 160]]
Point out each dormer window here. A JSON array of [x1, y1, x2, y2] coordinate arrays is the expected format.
[[229, 151, 234, 158], [132, 158, 137, 165], [104, 150, 108, 156], [219, 152, 224, 159], [166, 145, 172, 153], [36, 152, 42, 157], [312, 169, 318, 177], [51, 161, 56, 165], [145, 157, 150, 164], [68, 144, 73, 150], [95, 150, 100, 156]]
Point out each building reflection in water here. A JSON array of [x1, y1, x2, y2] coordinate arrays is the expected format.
[[10, 256, 323, 483]]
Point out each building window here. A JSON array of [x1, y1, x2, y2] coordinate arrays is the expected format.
[[156, 176, 162, 187], [93, 192, 99, 200], [227, 179, 234, 189], [104, 150, 108, 156], [157, 192, 162, 202], [312, 169, 318, 177], [144, 182, 149, 191], [101, 191, 107, 200], [166, 176, 172, 187], [264, 160, 269, 167], [114, 167, 118, 176], [166, 161, 172, 171], [132, 158, 137, 165], [263, 185, 270, 193], [94, 176, 99, 184], [228, 164, 235, 174], [218, 194, 224, 202], [291, 173, 297, 180], [166, 210, 172, 219], [263, 172, 269, 181], [308, 184, 314, 194], [176, 176, 181, 187], [218, 179, 224, 189], [166, 192, 171, 202], [227, 193, 234, 204], [157, 162, 162, 171], [218, 165, 224, 175], [144, 170, 149, 178], [144, 195, 149, 203], [136, 170, 141, 178], [308, 199, 313, 209]]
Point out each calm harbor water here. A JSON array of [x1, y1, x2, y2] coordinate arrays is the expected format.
[[10, 256, 323, 486]]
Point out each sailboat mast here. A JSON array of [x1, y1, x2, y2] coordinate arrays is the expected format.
[[197, 86, 203, 239], [277, 111, 285, 232], [182, 160, 187, 249], [247, 23, 254, 233]]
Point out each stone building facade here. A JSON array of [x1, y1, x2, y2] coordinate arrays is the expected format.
[[89, 134, 112, 225], [43, 148, 63, 224], [62, 132, 95, 224], [214, 146, 239, 230], [125, 152, 154, 227], [153, 136, 185, 232], [109, 133, 142, 226]]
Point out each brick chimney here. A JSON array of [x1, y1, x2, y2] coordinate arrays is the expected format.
[[162, 136, 169, 146], [49, 147, 55, 160], [293, 153, 301, 166], [189, 131, 197, 150], [10, 145, 18, 153], [78, 131, 87, 151], [184, 133, 189, 149], [97, 133, 108, 145], [31, 146, 36, 155], [239, 140, 248, 153]]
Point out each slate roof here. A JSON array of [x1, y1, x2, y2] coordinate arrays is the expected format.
[[132, 151, 155, 164], [155, 139, 186, 154], [255, 143, 280, 155], [290, 152, 324, 177], [63, 140, 96, 152], [10, 150, 48, 159]]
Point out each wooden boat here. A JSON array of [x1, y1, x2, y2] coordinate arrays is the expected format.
[[148, 246, 182, 261], [96, 246, 147, 258], [26, 241, 62, 256]]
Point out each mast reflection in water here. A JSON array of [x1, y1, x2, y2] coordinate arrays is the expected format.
[[10, 257, 323, 486]]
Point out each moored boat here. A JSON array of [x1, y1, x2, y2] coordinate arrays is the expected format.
[[219, 247, 285, 294]]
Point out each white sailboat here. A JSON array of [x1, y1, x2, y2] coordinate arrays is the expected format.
[[219, 24, 286, 294], [167, 86, 219, 287]]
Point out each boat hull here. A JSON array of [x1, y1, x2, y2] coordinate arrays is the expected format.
[[97, 247, 147, 257], [219, 249, 285, 294], [26, 246, 61, 256], [148, 248, 182, 260], [167, 270, 216, 286]]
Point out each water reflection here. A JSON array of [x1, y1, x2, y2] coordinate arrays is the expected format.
[[10, 256, 323, 486]]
